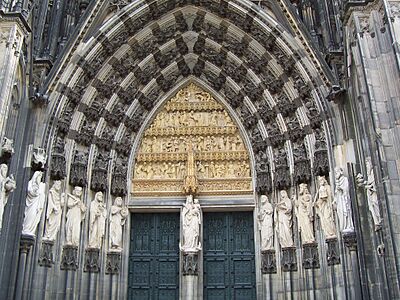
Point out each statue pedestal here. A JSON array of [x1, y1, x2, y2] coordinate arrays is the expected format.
[[106, 250, 122, 275], [38, 240, 55, 267], [281, 247, 297, 272], [84, 248, 100, 273], [182, 251, 199, 300], [326, 238, 340, 265], [302, 243, 319, 269], [261, 249, 277, 274], [61, 245, 78, 271]]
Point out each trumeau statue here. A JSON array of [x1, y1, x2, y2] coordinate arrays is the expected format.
[[0, 164, 16, 231], [313, 176, 337, 239], [295, 183, 315, 244], [258, 195, 274, 251], [43, 181, 65, 241], [65, 186, 86, 247], [356, 157, 383, 231], [109, 197, 129, 251], [275, 190, 294, 248], [181, 195, 201, 252], [334, 167, 355, 233], [22, 171, 46, 236], [88, 191, 107, 249]]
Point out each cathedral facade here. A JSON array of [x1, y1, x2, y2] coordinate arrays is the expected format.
[[0, 0, 399, 299]]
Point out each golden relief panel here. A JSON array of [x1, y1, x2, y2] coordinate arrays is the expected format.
[[132, 83, 253, 196]]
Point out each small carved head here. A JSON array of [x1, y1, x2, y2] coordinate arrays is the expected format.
[[334, 167, 343, 179], [115, 197, 123, 206], [95, 191, 104, 202], [73, 186, 83, 197]]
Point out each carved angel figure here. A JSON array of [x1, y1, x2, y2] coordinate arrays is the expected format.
[[258, 195, 274, 250], [109, 197, 129, 250], [22, 171, 46, 236], [0, 164, 16, 231], [43, 180, 65, 241]]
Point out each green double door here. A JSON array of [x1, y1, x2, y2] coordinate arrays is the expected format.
[[128, 213, 180, 300], [203, 212, 256, 300], [128, 212, 256, 300]]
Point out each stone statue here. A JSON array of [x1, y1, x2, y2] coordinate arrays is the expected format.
[[183, 143, 198, 195], [356, 158, 382, 231], [43, 181, 65, 241], [275, 190, 294, 248], [109, 197, 128, 250], [258, 195, 274, 250], [65, 186, 86, 246], [181, 195, 201, 251], [295, 183, 315, 244], [22, 171, 46, 236], [334, 167, 355, 233], [88, 191, 107, 249], [0, 164, 16, 231], [313, 176, 336, 239]]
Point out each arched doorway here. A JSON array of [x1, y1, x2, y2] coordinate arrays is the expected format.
[[128, 82, 256, 299]]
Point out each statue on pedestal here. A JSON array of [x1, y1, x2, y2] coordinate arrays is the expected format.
[[181, 195, 201, 252], [275, 190, 294, 248], [22, 171, 46, 236], [43, 180, 65, 241], [334, 167, 354, 233], [313, 176, 336, 239], [65, 186, 86, 246], [0, 164, 16, 231], [356, 158, 382, 231], [88, 191, 106, 249], [295, 183, 315, 244], [258, 195, 274, 251], [109, 197, 128, 250]]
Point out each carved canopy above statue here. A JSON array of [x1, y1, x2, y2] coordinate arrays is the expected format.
[[132, 83, 252, 196]]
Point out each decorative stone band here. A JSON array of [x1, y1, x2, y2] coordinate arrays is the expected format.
[[144, 126, 237, 137], [136, 151, 249, 162], [132, 178, 252, 196], [164, 101, 223, 112]]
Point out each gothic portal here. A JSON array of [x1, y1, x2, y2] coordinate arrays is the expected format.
[[0, 0, 400, 299]]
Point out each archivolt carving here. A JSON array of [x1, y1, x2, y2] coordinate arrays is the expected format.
[[132, 83, 252, 196]]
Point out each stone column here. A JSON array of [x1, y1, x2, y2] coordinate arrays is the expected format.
[[15, 234, 35, 300], [0, 19, 25, 138], [343, 232, 362, 299], [182, 251, 199, 300]]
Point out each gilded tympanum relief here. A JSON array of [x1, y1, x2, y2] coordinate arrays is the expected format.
[[132, 83, 252, 196]]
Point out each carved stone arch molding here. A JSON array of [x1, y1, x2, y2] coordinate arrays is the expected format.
[[42, 0, 335, 197]]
